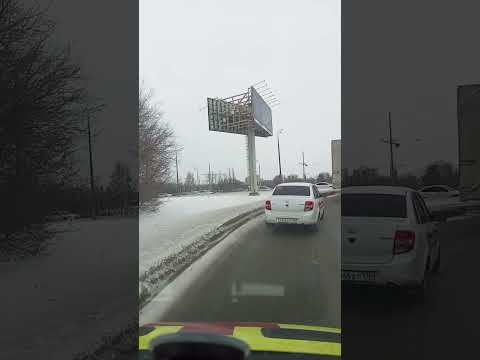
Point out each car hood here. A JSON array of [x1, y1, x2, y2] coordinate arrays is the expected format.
[[139, 322, 341, 357]]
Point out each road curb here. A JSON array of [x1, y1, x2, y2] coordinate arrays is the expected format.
[[139, 213, 264, 325], [139, 206, 264, 310]]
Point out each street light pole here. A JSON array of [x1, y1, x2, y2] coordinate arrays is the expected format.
[[301, 152, 307, 181], [277, 129, 283, 181], [194, 168, 199, 189]]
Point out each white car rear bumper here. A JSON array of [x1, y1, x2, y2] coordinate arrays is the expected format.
[[265, 210, 319, 225], [342, 253, 425, 287]]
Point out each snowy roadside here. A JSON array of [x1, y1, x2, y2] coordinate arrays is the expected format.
[[0, 217, 138, 360], [139, 191, 269, 274], [139, 206, 264, 309]]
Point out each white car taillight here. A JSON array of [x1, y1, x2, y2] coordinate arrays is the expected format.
[[393, 230, 415, 254], [304, 200, 314, 211]]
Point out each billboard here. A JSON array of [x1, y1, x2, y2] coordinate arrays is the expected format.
[[207, 97, 251, 135], [250, 86, 273, 136], [207, 88, 273, 137], [458, 84, 480, 200]]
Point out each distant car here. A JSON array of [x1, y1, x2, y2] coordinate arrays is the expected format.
[[341, 186, 441, 297], [316, 182, 334, 194], [316, 181, 332, 187], [419, 185, 460, 200], [265, 182, 325, 231], [46, 211, 80, 222], [258, 185, 272, 191], [316, 181, 332, 189]]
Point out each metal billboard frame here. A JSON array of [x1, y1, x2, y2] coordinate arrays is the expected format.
[[207, 88, 273, 138], [207, 85, 274, 195]]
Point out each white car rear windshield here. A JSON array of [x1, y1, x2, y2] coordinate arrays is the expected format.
[[342, 194, 407, 218], [273, 186, 311, 196]]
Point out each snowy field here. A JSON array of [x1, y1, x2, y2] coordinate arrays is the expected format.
[[139, 191, 270, 273]]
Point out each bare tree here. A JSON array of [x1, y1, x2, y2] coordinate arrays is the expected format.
[[108, 161, 133, 215], [184, 171, 195, 191], [0, 0, 103, 238], [139, 86, 178, 199]]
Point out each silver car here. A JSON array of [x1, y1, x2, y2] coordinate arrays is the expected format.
[[341, 186, 441, 297]]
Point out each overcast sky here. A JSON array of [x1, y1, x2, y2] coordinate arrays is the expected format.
[[342, 0, 480, 176], [140, 0, 340, 182]]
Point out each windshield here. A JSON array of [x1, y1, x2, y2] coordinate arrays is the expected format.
[[342, 193, 407, 218], [273, 186, 311, 196], [139, 0, 341, 357]]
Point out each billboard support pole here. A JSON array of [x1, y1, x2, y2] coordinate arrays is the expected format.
[[247, 124, 259, 195]]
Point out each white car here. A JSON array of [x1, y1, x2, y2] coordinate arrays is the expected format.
[[341, 186, 441, 296], [316, 182, 334, 194], [316, 182, 332, 189], [265, 182, 325, 231], [419, 185, 460, 200]]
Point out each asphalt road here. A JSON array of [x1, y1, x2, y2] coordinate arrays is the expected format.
[[342, 214, 480, 360], [155, 195, 341, 328]]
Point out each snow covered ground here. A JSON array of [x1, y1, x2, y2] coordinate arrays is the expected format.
[[0, 191, 269, 359], [139, 191, 269, 273], [1, 217, 137, 360]]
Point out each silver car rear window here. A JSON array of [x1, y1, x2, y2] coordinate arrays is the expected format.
[[342, 193, 407, 218]]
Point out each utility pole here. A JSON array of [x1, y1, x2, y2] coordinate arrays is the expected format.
[[300, 152, 308, 181], [175, 151, 179, 192], [380, 112, 400, 185], [87, 113, 96, 219], [388, 112, 395, 184], [208, 163, 212, 191]]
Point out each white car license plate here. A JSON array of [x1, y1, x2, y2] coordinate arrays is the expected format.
[[341, 271, 376, 282], [276, 218, 297, 224]]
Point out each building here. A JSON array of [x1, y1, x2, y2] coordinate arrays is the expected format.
[[331, 139, 341, 189]]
